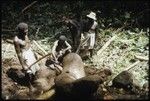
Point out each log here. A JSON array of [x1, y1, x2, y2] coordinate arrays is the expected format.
[[97, 35, 117, 55], [33, 40, 48, 55], [135, 55, 149, 61], [36, 89, 55, 100], [97, 24, 127, 56]]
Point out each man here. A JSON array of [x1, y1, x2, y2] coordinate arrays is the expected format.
[[46, 35, 72, 72], [13, 22, 40, 81], [52, 35, 72, 63], [80, 12, 98, 57], [64, 14, 82, 52]]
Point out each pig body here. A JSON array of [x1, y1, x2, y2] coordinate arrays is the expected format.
[[55, 53, 105, 100], [30, 68, 56, 96], [55, 53, 86, 86]]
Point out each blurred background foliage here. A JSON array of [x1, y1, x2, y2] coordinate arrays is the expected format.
[[1, 0, 150, 40]]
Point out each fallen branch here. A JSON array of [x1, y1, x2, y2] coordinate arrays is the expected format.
[[33, 40, 48, 55], [97, 35, 117, 55], [35, 51, 44, 57], [22, 1, 37, 13], [36, 89, 55, 100], [125, 60, 140, 71], [5, 39, 14, 44], [97, 24, 127, 56], [2, 29, 15, 32], [135, 55, 149, 61]]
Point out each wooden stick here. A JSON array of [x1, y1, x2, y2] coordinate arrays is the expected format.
[[2, 29, 15, 32], [33, 40, 48, 55], [35, 51, 44, 57], [36, 89, 55, 100], [22, 1, 37, 13], [76, 36, 90, 53], [30, 41, 62, 72], [28, 53, 51, 69], [97, 35, 117, 55], [125, 60, 140, 71], [5, 39, 14, 44], [135, 55, 149, 61]]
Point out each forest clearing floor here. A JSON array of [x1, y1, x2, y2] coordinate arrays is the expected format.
[[2, 28, 149, 100]]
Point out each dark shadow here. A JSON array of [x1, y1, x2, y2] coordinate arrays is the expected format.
[[6, 68, 30, 86]]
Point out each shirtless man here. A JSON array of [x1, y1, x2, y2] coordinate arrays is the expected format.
[[46, 35, 72, 72], [52, 35, 72, 62], [14, 22, 40, 81]]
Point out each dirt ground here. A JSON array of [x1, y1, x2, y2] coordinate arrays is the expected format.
[[1, 35, 149, 100], [2, 58, 149, 100]]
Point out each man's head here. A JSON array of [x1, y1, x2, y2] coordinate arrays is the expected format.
[[86, 12, 97, 21], [59, 35, 67, 42], [17, 22, 28, 34]]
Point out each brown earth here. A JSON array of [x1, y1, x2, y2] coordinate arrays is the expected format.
[[2, 58, 149, 100]]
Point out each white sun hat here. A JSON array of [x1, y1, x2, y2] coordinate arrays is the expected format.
[[86, 12, 97, 20]]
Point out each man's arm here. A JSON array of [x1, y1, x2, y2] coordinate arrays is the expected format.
[[63, 41, 72, 52], [13, 37, 27, 70], [16, 38, 26, 46], [52, 41, 58, 61]]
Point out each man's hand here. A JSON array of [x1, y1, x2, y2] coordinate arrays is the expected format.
[[14, 36, 19, 42], [62, 50, 66, 54], [55, 60, 59, 64], [22, 65, 28, 71], [81, 33, 85, 41]]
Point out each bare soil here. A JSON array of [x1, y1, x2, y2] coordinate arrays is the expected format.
[[2, 58, 148, 100]]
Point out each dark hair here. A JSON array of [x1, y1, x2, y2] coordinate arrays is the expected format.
[[17, 22, 28, 32]]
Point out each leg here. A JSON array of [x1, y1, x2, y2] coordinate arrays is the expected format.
[[25, 72, 35, 86], [89, 49, 94, 57]]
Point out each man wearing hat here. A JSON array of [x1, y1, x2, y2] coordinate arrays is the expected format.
[[14, 22, 40, 82], [80, 11, 98, 57]]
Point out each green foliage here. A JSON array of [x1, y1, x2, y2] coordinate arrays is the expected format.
[[2, 1, 149, 40]]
